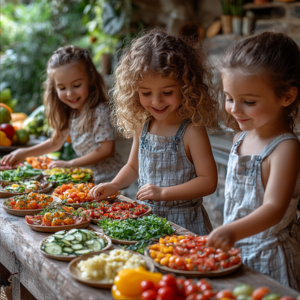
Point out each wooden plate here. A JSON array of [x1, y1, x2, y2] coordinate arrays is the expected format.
[[40, 230, 112, 262], [91, 202, 152, 224], [144, 247, 242, 278], [68, 250, 155, 288], [2, 204, 44, 217], [25, 219, 91, 232], [0, 182, 53, 198], [2, 194, 62, 217]]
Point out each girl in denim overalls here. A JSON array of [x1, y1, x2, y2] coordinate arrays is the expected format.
[[207, 32, 300, 290], [90, 29, 219, 235]]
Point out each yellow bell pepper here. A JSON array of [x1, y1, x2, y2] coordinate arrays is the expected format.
[[113, 267, 162, 298], [111, 285, 138, 300]]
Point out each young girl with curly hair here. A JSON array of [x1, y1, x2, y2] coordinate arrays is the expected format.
[[207, 32, 300, 290], [1, 45, 123, 184], [90, 29, 219, 235]]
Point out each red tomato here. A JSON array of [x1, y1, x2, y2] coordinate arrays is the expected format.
[[202, 290, 217, 299], [161, 274, 177, 290], [142, 289, 157, 300], [197, 279, 212, 291], [184, 279, 194, 288], [141, 280, 155, 292], [185, 284, 198, 296], [175, 257, 186, 268], [217, 252, 229, 261], [228, 248, 241, 256], [204, 247, 214, 255], [186, 293, 198, 300], [215, 290, 235, 299], [230, 255, 241, 265], [252, 287, 270, 300], [157, 287, 175, 300], [195, 294, 207, 300]]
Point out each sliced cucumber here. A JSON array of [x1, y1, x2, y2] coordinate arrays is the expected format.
[[44, 242, 59, 247], [52, 234, 64, 239], [63, 235, 75, 241], [71, 240, 79, 244], [46, 236, 56, 243], [66, 229, 78, 235], [74, 232, 83, 242], [63, 247, 74, 253], [62, 252, 69, 256], [44, 244, 62, 255], [71, 244, 83, 250], [61, 239, 71, 247], [98, 238, 106, 248], [55, 230, 66, 235], [74, 249, 91, 255], [80, 232, 87, 242], [90, 239, 102, 251]]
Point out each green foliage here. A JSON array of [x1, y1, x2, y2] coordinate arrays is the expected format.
[[221, 0, 231, 15], [0, 0, 88, 114], [230, 0, 243, 17]]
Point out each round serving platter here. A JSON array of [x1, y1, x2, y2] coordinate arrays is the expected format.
[[40, 230, 112, 262], [68, 250, 155, 289], [144, 247, 242, 278], [0, 182, 53, 198], [2, 194, 61, 217], [26, 219, 91, 233]]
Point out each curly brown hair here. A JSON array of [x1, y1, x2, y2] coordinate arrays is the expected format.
[[43, 45, 107, 137], [110, 28, 219, 138], [220, 32, 300, 132]]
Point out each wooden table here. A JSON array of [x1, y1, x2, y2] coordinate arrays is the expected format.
[[1, 196, 299, 300]]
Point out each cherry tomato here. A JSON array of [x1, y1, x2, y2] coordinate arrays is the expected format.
[[215, 290, 235, 299], [175, 257, 186, 267], [161, 274, 177, 290], [157, 287, 175, 300], [197, 279, 212, 291], [228, 248, 241, 256], [202, 290, 217, 299], [185, 284, 198, 296], [195, 294, 207, 300], [252, 287, 270, 300], [204, 247, 214, 255], [142, 289, 157, 300], [217, 252, 229, 261], [186, 293, 198, 300], [184, 279, 194, 287], [141, 280, 155, 292], [230, 255, 241, 265]]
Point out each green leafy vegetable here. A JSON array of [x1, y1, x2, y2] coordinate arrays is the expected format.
[[98, 215, 175, 241]]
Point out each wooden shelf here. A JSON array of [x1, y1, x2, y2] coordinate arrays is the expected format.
[[243, 1, 300, 10]]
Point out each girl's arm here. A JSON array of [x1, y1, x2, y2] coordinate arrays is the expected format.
[[1, 129, 69, 166], [89, 131, 140, 200], [48, 140, 116, 168], [136, 125, 218, 201], [207, 139, 300, 251]]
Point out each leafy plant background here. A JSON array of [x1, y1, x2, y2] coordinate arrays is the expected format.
[[0, 0, 139, 115]]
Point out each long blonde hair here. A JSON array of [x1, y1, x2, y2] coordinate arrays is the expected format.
[[43, 45, 107, 137], [110, 28, 219, 138]]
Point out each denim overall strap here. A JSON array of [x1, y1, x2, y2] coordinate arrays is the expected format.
[[173, 120, 190, 151], [259, 133, 300, 160]]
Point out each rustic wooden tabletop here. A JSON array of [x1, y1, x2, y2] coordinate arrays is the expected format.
[[1, 195, 299, 300]]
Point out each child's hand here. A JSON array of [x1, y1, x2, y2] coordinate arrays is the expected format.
[[48, 160, 72, 168], [1, 149, 25, 167], [206, 225, 236, 252], [89, 183, 119, 201], [136, 183, 164, 201]]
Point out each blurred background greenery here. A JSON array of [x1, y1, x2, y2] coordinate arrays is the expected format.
[[0, 0, 142, 115]]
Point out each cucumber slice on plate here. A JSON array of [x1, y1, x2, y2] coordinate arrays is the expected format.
[[55, 230, 66, 235], [85, 239, 102, 251], [63, 234, 75, 241], [52, 234, 64, 239], [74, 249, 91, 255], [63, 247, 74, 253], [61, 239, 71, 247], [74, 232, 83, 242], [44, 244, 62, 255], [71, 244, 84, 250], [66, 229, 78, 235]]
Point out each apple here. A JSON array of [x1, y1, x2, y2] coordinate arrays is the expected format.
[[0, 123, 15, 140]]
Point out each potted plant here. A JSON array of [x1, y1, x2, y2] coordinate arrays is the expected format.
[[230, 0, 243, 35], [221, 0, 232, 34]]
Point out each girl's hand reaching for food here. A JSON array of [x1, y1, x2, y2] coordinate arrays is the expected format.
[[89, 183, 119, 201], [206, 225, 237, 252], [48, 160, 72, 169], [136, 183, 164, 201]]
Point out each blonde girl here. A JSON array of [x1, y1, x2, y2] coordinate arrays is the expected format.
[[90, 29, 219, 235], [1, 46, 123, 184], [207, 32, 300, 290]]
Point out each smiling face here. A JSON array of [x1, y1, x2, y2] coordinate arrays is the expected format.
[[53, 62, 90, 113], [223, 69, 288, 133], [138, 74, 182, 123]]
